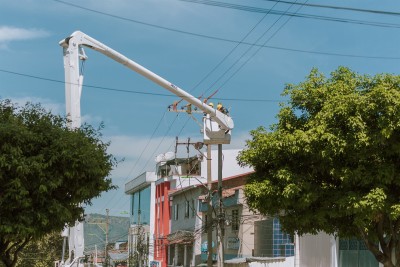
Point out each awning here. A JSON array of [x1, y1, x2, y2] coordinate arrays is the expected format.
[[167, 230, 194, 244]]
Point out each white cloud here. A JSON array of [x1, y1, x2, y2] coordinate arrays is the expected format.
[[107, 135, 174, 158], [4, 96, 64, 115], [0, 26, 50, 48], [81, 114, 103, 126], [106, 134, 175, 179]]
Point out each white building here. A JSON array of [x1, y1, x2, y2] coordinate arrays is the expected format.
[[125, 171, 156, 266]]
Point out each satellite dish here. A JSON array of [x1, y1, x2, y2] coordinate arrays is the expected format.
[[164, 151, 175, 161]]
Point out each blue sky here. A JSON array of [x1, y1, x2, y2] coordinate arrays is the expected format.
[[1, 0, 400, 216]]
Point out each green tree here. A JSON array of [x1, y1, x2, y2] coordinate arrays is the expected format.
[[17, 230, 63, 267], [0, 100, 116, 267], [238, 67, 400, 267]]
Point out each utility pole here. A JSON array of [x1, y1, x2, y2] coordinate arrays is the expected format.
[[95, 244, 98, 266], [105, 209, 109, 267], [217, 145, 224, 267], [207, 144, 213, 267], [138, 190, 142, 267]]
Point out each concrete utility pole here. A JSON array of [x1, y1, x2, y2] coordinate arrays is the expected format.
[[217, 145, 225, 267], [207, 144, 213, 267], [105, 209, 109, 267], [95, 244, 98, 266], [138, 190, 142, 267]]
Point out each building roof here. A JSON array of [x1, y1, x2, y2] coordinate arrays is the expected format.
[[198, 185, 243, 201], [168, 185, 197, 197], [224, 257, 286, 264], [125, 171, 156, 194], [170, 171, 252, 198], [167, 230, 194, 244], [208, 171, 254, 185]]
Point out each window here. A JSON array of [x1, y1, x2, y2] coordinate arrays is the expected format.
[[232, 209, 239, 231], [174, 204, 179, 220], [185, 201, 190, 218], [191, 199, 196, 218]]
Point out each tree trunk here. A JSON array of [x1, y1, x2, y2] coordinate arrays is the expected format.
[[377, 253, 396, 267], [0, 237, 31, 267], [382, 261, 395, 267], [1, 257, 16, 267]]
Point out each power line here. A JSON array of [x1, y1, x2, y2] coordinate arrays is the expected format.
[[0, 68, 173, 97], [126, 1, 288, 218], [59, 1, 289, 213], [198, 0, 282, 98], [162, 0, 303, 249], [51, 0, 400, 60], [111, 0, 286, 213], [0, 68, 282, 102], [178, 0, 400, 28], [164, 0, 290, 162], [187, 0, 279, 96], [257, 0, 400, 17], [45, 0, 399, 217], [104, 114, 181, 212], [202, 0, 301, 97], [100, 111, 171, 212], [217, 0, 306, 91]]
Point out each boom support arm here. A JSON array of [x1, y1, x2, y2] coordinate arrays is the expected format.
[[59, 31, 234, 144]]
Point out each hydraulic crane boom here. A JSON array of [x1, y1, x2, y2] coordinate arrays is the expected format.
[[59, 30, 234, 144], [58, 30, 234, 266]]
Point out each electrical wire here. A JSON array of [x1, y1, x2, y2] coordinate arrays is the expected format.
[[178, 0, 400, 29], [187, 0, 281, 96], [105, 111, 194, 212], [257, 0, 400, 17], [104, 116, 192, 215], [10, 0, 393, 252], [166, 0, 298, 149], [0, 68, 282, 103], [201, 0, 300, 97], [50, 0, 400, 60], [56, 0, 284, 214], [218, 0, 308, 94], [162, 2, 305, 255], [116, 0, 299, 237], [100, 113, 180, 212]]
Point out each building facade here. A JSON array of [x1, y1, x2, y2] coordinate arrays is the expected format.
[[198, 173, 255, 262], [298, 233, 380, 267], [125, 171, 156, 267], [168, 185, 202, 267], [154, 155, 204, 267], [126, 156, 385, 267]]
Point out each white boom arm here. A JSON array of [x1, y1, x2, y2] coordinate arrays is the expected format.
[[59, 31, 234, 144], [58, 30, 234, 266]]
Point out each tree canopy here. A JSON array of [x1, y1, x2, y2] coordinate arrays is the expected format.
[[0, 100, 116, 267], [238, 67, 400, 267]]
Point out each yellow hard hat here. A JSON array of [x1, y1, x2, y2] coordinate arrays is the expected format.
[[209, 102, 214, 108]]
